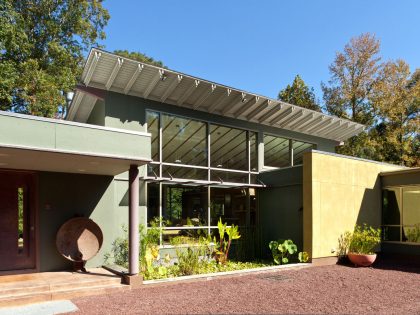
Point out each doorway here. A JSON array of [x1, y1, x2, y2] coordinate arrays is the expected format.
[[0, 171, 36, 271]]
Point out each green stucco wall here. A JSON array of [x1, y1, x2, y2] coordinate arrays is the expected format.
[[258, 166, 303, 257], [0, 111, 150, 160], [38, 171, 146, 271]]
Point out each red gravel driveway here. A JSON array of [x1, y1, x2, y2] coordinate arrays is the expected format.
[[70, 261, 420, 314]]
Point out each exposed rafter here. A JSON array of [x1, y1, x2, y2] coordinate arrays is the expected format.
[[73, 48, 366, 142], [105, 58, 124, 90], [144, 69, 165, 99], [321, 120, 345, 137], [269, 106, 294, 125], [124, 64, 144, 94], [246, 99, 273, 120], [193, 84, 216, 109], [222, 92, 246, 115], [288, 113, 314, 129], [278, 109, 305, 128], [161, 75, 183, 102], [178, 79, 200, 105], [334, 123, 356, 139], [83, 51, 101, 85], [233, 95, 259, 118], [338, 125, 364, 140], [208, 88, 232, 113], [311, 117, 335, 134], [298, 116, 325, 131], [257, 103, 283, 123]]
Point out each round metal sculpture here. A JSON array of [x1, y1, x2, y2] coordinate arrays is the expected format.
[[56, 217, 103, 263]]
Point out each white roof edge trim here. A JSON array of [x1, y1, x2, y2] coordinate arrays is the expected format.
[[71, 48, 365, 142]]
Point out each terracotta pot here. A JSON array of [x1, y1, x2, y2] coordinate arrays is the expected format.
[[348, 252, 377, 267]]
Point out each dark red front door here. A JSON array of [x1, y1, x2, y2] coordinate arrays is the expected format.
[[0, 171, 36, 271]]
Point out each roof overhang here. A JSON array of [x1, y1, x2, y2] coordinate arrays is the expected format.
[[0, 111, 151, 176], [69, 48, 365, 142]]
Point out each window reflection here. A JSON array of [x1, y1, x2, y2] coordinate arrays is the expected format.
[[264, 135, 290, 168], [210, 187, 249, 226], [250, 132, 258, 172], [382, 186, 420, 244], [162, 185, 207, 226], [402, 188, 420, 243], [293, 141, 315, 165], [162, 114, 207, 166], [210, 125, 247, 171], [146, 111, 159, 161]]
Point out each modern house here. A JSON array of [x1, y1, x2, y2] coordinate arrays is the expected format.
[[0, 48, 418, 280]]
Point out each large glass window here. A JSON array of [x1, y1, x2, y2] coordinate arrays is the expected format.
[[163, 185, 207, 226], [162, 165, 208, 181], [146, 111, 159, 161], [162, 113, 207, 166], [402, 187, 420, 243], [264, 135, 290, 168], [293, 140, 315, 165], [382, 186, 420, 244], [211, 171, 248, 184], [264, 135, 314, 168], [382, 188, 401, 225], [211, 125, 247, 171], [146, 183, 258, 246], [250, 132, 258, 172], [210, 187, 248, 226]]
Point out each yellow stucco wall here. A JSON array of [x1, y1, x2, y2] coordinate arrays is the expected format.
[[303, 151, 404, 259]]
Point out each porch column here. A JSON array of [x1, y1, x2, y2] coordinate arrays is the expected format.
[[128, 164, 139, 275]]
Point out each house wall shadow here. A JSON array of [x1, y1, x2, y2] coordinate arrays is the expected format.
[[38, 172, 113, 271]]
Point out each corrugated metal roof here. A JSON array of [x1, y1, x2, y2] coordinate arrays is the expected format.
[[68, 48, 365, 142]]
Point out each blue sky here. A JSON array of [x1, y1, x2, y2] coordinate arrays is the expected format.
[[100, 0, 420, 104]]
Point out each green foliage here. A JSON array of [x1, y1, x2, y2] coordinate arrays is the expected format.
[[405, 224, 420, 243], [337, 231, 353, 258], [278, 75, 321, 112], [175, 247, 203, 276], [269, 239, 298, 265], [348, 224, 381, 255], [323, 33, 419, 167], [105, 217, 165, 269], [104, 225, 129, 267], [113, 50, 165, 68], [298, 251, 309, 263], [214, 218, 241, 264], [0, 0, 109, 117]]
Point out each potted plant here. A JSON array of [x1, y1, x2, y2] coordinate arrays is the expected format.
[[347, 224, 381, 267]]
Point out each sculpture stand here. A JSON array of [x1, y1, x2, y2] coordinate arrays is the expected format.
[[72, 260, 88, 273]]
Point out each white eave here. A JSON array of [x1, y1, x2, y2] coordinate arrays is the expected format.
[[68, 48, 365, 142]]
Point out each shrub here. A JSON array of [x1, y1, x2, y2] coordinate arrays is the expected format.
[[337, 231, 353, 260], [348, 224, 381, 254], [405, 224, 420, 243], [269, 239, 298, 265], [298, 251, 309, 263]]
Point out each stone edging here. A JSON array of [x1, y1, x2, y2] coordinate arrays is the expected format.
[[143, 263, 311, 285]]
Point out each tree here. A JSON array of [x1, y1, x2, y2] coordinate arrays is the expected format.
[[114, 50, 165, 68], [370, 61, 419, 166], [278, 75, 321, 112], [0, 0, 110, 118], [322, 33, 382, 158]]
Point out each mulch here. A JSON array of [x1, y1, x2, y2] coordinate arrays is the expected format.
[[69, 259, 420, 314]]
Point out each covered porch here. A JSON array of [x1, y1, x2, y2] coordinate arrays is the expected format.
[[0, 111, 151, 280]]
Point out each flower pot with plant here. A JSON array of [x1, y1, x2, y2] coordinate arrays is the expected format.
[[348, 224, 381, 267]]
